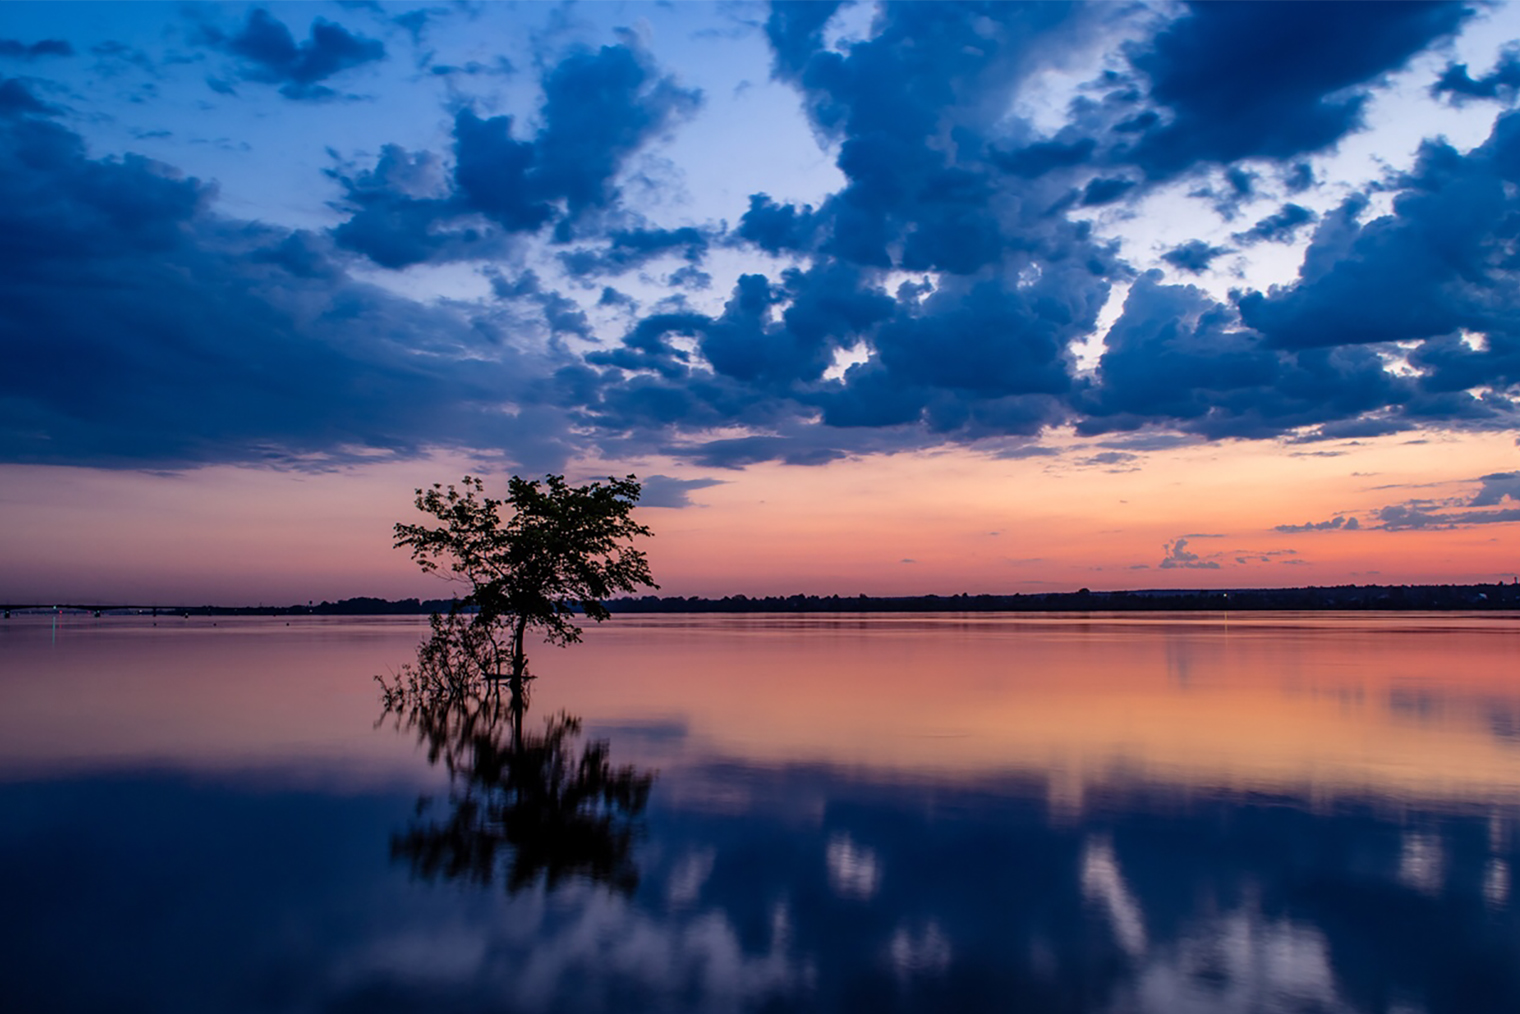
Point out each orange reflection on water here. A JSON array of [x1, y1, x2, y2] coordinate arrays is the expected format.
[[2, 612, 1518, 809], [0, 615, 431, 787], [532, 612, 1520, 808]]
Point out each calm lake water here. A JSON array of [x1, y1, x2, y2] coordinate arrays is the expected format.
[[2, 612, 1518, 1013]]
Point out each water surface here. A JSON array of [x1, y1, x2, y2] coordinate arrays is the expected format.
[[2, 612, 1517, 1012]]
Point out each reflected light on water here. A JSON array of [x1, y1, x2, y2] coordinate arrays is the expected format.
[[528, 613, 1520, 810], [3, 611, 1519, 1013], [3, 612, 1518, 810]]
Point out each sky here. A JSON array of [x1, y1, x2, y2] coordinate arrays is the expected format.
[[2, 0, 1520, 605]]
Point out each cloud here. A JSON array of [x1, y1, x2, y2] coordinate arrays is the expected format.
[[328, 144, 470, 268], [1233, 548, 1299, 564], [1470, 471, 1520, 506], [558, 227, 711, 279], [1241, 115, 1520, 357], [1096, 432, 1201, 452], [1158, 537, 1220, 569], [1161, 240, 1230, 274], [205, 9, 385, 100], [1364, 473, 1520, 529], [1274, 515, 1361, 533], [0, 38, 74, 60], [1232, 203, 1317, 246], [1075, 273, 1413, 440], [990, 137, 1098, 179], [1126, 1, 1471, 175], [736, 193, 821, 256], [1229, 112, 1520, 431], [5, 3, 1514, 475], [1075, 450, 1139, 471], [1433, 46, 1520, 104], [567, 2, 1511, 468], [332, 39, 701, 268], [0, 76, 53, 116], [1081, 176, 1138, 206], [1377, 503, 1520, 530], [488, 271, 592, 340], [568, 7, 1125, 462], [533, 38, 702, 228], [993, 444, 1061, 460], [0, 101, 576, 471], [635, 475, 725, 509]]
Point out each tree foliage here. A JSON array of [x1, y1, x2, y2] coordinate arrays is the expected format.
[[393, 473, 657, 687]]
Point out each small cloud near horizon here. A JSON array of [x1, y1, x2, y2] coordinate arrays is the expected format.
[[1159, 537, 1221, 570], [636, 474, 725, 508]]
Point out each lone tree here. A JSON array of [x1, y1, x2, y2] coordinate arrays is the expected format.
[[394, 474, 657, 695]]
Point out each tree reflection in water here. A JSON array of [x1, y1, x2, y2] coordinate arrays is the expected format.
[[381, 684, 654, 895]]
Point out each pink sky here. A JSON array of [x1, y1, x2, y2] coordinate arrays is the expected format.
[[2, 429, 1515, 605]]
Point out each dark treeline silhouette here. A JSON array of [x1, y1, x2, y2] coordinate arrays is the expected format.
[[0, 597, 460, 617], [605, 582, 1520, 612], [8, 581, 1520, 618]]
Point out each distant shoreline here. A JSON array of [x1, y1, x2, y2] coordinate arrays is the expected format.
[[6, 582, 1520, 616]]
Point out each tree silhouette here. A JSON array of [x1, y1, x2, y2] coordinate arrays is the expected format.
[[393, 474, 657, 695]]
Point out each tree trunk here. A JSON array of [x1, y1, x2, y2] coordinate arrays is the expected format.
[[512, 615, 527, 679]]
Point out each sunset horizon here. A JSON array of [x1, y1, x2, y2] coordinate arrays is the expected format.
[[4, 2, 1520, 606]]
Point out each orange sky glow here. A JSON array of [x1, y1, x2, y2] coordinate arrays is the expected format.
[[1, 427, 1514, 604]]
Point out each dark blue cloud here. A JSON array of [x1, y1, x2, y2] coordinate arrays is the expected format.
[[764, 0, 844, 81], [990, 137, 1096, 179], [872, 280, 1075, 397], [533, 40, 701, 228], [334, 40, 699, 267], [1077, 274, 1418, 440], [1237, 112, 1520, 426], [558, 227, 709, 279], [1077, 277, 1273, 431], [585, 263, 893, 402], [0, 38, 73, 60], [208, 9, 385, 100], [427, 58, 514, 80], [606, 1, 1120, 459], [1162, 240, 1230, 274], [599, 1, 1492, 467], [0, 76, 52, 116], [598, 286, 636, 310], [636, 474, 725, 508], [1232, 202, 1317, 245], [328, 144, 470, 268], [0, 103, 576, 471], [680, 434, 846, 469], [1128, 1, 1470, 175], [487, 271, 592, 341], [698, 273, 842, 386], [736, 193, 820, 255], [1283, 163, 1316, 193], [1434, 47, 1520, 103], [8, 1, 1517, 475], [450, 108, 551, 234], [757, 1, 1110, 276], [1079, 176, 1137, 206]]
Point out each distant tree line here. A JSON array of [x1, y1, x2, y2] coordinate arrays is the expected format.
[[601, 583, 1520, 613], [16, 581, 1517, 618]]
